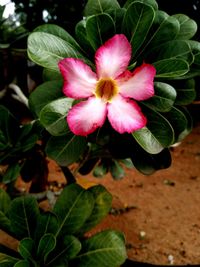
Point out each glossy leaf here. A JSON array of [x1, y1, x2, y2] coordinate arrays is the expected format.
[[9, 196, 40, 239], [123, 0, 158, 11], [78, 185, 112, 234], [40, 98, 73, 136], [28, 32, 89, 71], [172, 14, 197, 40], [29, 80, 63, 116], [53, 184, 94, 235], [43, 68, 62, 81], [84, 0, 120, 16], [34, 24, 82, 51], [110, 160, 125, 180], [174, 79, 196, 105], [86, 13, 115, 51], [46, 235, 81, 266], [14, 260, 30, 267], [73, 230, 127, 267], [188, 40, 200, 67], [45, 134, 87, 166], [122, 2, 155, 57], [2, 163, 21, 184], [18, 238, 35, 261], [37, 233, 56, 262], [153, 58, 189, 78], [0, 189, 11, 214], [0, 253, 19, 266], [143, 82, 176, 112]]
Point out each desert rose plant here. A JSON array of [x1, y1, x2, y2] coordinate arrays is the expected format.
[[0, 0, 200, 266]]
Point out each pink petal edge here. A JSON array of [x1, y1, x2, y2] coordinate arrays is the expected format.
[[119, 63, 156, 101], [95, 34, 131, 79], [58, 58, 97, 99], [107, 94, 147, 134], [67, 97, 107, 136]]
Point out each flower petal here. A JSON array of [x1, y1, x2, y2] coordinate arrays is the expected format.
[[67, 97, 107, 136], [59, 58, 97, 99], [119, 63, 156, 101], [107, 95, 147, 134], [95, 34, 131, 79]]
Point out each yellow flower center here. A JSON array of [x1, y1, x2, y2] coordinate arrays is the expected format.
[[95, 78, 118, 103]]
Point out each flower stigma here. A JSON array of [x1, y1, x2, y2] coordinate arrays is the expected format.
[[95, 78, 118, 103]]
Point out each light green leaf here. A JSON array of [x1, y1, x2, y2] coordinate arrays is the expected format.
[[9, 196, 40, 239], [29, 80, 63, 117], [40, 98, 73, 136], [86, 13, 115, 51], [18, 238, 35, 261], [45, 134, 87, 166], [122, 2, 155, 57], [78, 185, 112, 234], [84, 0, 120, 16], [153, 58, 189, 78], [143, 82, 176, 112], [0, 189, 11, 214], [37, 233, 56, 263], [28, 32, 89, 71], [53, 184, 94, 235], [173, 14, 197, 40], [74, 230, 127, 267]]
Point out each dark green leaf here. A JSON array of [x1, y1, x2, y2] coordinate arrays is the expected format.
[[0, 253, 19, 267], [40, 98, 73, 136], [0, 211, 11, 234], [46, 235, 81, 266], [84, 0, 120, 16], [78, 185, 112, 234], [172, 14, 197, 40], [45, 134, 87, 166], [53, 184, 94, 235], [123, 0, 158, 11], [18, 238, 35, 261], [153, 58, 189, 78], [93, 161, 108, 178], [86, 13, 115, 51], [43, 68, 62, 81], [0, 189, 11, 214], [37, 233, 56, 263], [122, 2, 155, 57], [110, 160, 125, 180], [2, 163, 21, 184], [143, 82, 176, 112], [9, 196, 40, 239], [34, 212, 59, 245], [174, 79, 196, 105], [14, 260, 30, 267], [73, 230, 127, 267], [29, 80, 64, 117]]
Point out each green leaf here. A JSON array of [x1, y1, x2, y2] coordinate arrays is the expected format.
[[123, 0, 158, 11], [122, 2, 155, 57], [2, 163, 21, 184], [45, 134, 87, 166], [43, 68, 62, 81], [34, 212, 59, 245], [78, 185, 112, 234], [147, 40, 194, 65], [153, 58, 189, 78], [39, 98, 73, 136], [93, 161, 108, 178], [53, 184, 94, 235], [131, 147, 171, 175], [110, 160, 125, 180], [84, 0, 120, 16], [133, 106, 175, 153], [187, 40, 200, 67], [27, 32, 89, 71], [172, 14, 197, 40], [37, 233, 56, 263], [143, 82, 176, 112], [18, 238, 35, 261], [34, 24, 82, 52], [0, 189, 11, 214], [73, 230, 127, 267], [14, 260, 30, 267], [29, 80, 64, 117], [86, 13, 115, 51], [9, 196, 40, 239], [0, 253, 19, 267], [46, 235, 81, 266], [0, 211, 11, 234], [174, 79, 196, 105]]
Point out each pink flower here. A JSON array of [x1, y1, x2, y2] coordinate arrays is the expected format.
[[58, 34, 156, 136]]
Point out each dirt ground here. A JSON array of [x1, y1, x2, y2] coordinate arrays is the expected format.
[[0, 116, 200, 266]]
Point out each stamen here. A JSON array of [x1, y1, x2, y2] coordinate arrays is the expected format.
[[95, 78, 118, 102]]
